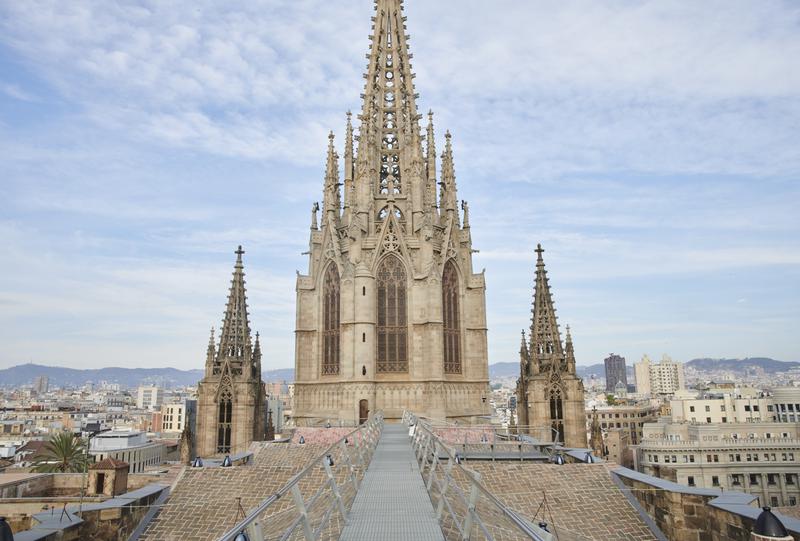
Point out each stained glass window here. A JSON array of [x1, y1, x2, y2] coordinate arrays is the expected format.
[[322, 264, 340, 375], [442, 260, 461, 374], [376, 256, 407, 373]]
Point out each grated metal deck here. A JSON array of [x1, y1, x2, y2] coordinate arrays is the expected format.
[[338, 424, 445, 540]]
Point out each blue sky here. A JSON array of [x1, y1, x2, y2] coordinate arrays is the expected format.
[[1, 0, 799, 371]]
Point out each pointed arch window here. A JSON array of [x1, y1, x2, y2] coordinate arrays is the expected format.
[[376, 255, 407, 373], [549, 386, 565, 444], [322, 264, 341, 375], [442, 260, 461, 374], [217, 388, 233, 453]]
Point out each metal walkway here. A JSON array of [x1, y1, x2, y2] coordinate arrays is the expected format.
[[339, 424, 445, 541]]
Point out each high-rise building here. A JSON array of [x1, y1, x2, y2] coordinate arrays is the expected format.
[[33, 375, 49, 395], [604, 353, 627, 393], [634, 354, 685, 396], [292, 0, 490, 424], [196, 247, 266, 456], [160, 400, 197, 434], [517, 244, 587, 447], [136, 386, 164, 410]]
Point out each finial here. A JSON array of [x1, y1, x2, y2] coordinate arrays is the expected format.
[[208, 327, 215, 346], [535, 243, 544, 261], [445, 130, 451, 140], [428, 109, 433, 119], [235, 245, 245, 262]]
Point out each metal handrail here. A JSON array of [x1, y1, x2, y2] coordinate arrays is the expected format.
[[403, 411, 553, 541], [217, 412, 384, 541]]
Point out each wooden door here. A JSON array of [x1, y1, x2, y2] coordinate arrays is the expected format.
[[359, 399, 369, 425]]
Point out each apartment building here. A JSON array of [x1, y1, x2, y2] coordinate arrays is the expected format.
[[634, 354, 685, 396], [636, 420, 800, 507], [586, 403, 659, 445]]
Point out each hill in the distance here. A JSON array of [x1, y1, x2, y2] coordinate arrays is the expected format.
[[0, 363, 293, 389], [685, 358, 799, 374], [489, 358, 798, 380], [1, 358, 797, 389]]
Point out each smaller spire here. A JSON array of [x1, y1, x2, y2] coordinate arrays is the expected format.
[[440, 130, 458, 221], [205, 326, 216, 369], [323, 132, 341, 219], [254, 331, 261, 355], [217, 245, 253, 362], [565, 324, 576, 374], [519, 329, 530, 378], [343, 112, 355, 218], [530, 243, 564, 366], [426, 110, 437, 212]]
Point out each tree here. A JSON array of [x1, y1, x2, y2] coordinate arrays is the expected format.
[[606, 394, 618, 406], [32, 432, 88, 473]]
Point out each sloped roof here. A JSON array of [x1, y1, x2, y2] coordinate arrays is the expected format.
[[89, 457, 129, 470], [17, 440, 47, 457]]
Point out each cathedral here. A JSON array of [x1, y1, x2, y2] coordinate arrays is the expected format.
[[517, 245, 588, 448], [292, 0, 491, 424], [196, 247, 267, 457]]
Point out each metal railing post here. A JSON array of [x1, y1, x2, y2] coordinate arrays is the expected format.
[[462, 472, 482, 541], [353, 432, 365, 467], [419, 432, 431, 464], [244, 520, 263, 541], [339, 439, 359, 492], [435, 455, 454, 520], [426, 441, 440, 491], [290, 484, 314, 541], [323, 458, 348, 522]]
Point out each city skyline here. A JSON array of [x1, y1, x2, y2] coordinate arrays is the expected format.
[[2, 0, 799, 371]]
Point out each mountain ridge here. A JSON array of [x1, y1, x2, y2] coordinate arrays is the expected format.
[[1, 357, 796, 388]]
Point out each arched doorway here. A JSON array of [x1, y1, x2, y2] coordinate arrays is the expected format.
[[359, 399, 369, 425]]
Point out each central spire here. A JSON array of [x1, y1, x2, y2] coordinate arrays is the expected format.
[[358, 0, 422, 198]]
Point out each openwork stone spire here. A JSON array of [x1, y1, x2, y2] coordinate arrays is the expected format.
[[357, 0, 423, 198], [217, 246, 253, 365], [293, 0, 490, 425], [530, 244, 564, 370]]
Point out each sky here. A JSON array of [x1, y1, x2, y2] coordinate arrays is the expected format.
[[1, 0, 799, 371]]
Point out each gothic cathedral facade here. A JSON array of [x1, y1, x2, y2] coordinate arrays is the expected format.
[[293, 0, 491, 424], [517, 245, 588, 448], [196, 247, 267, 456]]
